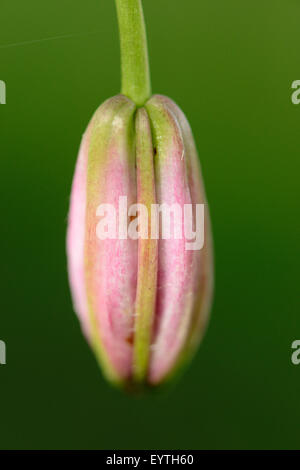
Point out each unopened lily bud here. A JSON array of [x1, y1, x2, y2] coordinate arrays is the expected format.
[[67, 0, 213, 389], [67, 93, 213, 387]]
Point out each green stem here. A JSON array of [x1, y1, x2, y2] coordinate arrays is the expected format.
[[115, 0, 151, 106]]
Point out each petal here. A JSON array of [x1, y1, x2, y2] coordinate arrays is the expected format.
[[133, 108, 158, 381], [146, 95, 196, 384], [158, 96, 214, 360]]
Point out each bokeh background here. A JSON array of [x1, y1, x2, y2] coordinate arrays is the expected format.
[[0, 0, 299, 450]]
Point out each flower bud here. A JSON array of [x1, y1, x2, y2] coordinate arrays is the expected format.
[[67, 93, 213, 388]]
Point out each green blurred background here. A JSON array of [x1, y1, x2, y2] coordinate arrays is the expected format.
[[0, 0, 299, 450]]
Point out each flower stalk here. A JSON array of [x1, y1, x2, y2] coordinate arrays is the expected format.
[[115, 0, 151, 106]]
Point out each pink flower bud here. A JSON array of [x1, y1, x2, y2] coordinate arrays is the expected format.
[[67, 94, 213, 388]]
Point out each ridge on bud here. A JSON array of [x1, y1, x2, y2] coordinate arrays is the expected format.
[[67, 93, 213, 388]]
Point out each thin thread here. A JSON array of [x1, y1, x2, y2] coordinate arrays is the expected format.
[[0, 30, 101, 50]]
